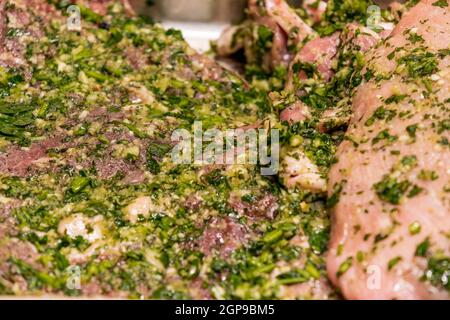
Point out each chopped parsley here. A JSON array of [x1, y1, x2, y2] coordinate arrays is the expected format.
[[374, 176, 411, 205], [327, 181, 346, 209], [397, 48, 438, 78], [388, 256, 402, 271], [406, 124, 418, 138], [415, 238, 430, 257], [424, 257, 450, 291], [372, 129, 398, 145], [418, 170, 439, 181], [407, 33, 424, 44], [365, 107, 397, 126], [336, 257, 353, 277], [432, 0, 448, 8]]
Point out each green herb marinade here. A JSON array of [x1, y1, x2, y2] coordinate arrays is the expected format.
[[0, 1, 336, 299]]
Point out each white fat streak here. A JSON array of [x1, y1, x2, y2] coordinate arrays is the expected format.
[[280, 151, 327, 192], [58, 214, 104, 242], [123, 196, 155, 223]]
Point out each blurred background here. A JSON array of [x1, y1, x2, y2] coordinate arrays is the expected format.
[[128, 0, 394, 51], [129, 0, 251, 51], [154, 0, 248, 22], [130, 0, 254, 22]]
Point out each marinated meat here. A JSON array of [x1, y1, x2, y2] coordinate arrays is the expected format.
[[1, 0, 448, 301], [217, 0, 316, 72], [0, 0, 332, 299], [327, 0, 450, 299]]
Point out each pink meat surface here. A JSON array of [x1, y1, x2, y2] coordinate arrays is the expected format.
[[327, 0, 450, 299], [197, 217, 250, 258], [346, 23, 381, 51], [280, 100, 312, 124], [257, 16, 291, 69], [288, 32, 341, 85], [0, 138, 62, 177], [217, 0, 317, 72], [302, 0, 327, 24], [250, 0, 316, 43]]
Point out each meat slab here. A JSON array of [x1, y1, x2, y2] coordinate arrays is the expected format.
[[327, 0, 450, 299]]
